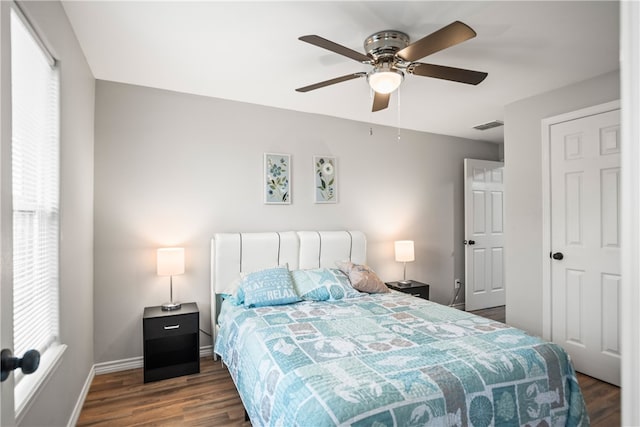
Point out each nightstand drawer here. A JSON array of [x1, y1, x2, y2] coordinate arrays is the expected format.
[[406, 287, 429, 299], [386, 281, 430, 300], [144, 313, 198, 340]]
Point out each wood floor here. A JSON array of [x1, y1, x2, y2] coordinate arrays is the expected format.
[[78, 306, 620, 426], [77, 358, 251, 426]]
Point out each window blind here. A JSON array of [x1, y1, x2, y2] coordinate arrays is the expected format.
[[10, 7, 60, 384]]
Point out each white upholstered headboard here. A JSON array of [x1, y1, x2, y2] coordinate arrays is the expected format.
[[210, 230, 366, 356]]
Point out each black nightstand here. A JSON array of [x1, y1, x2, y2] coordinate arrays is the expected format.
[[386, 281, 430, 300], [143, 302, 200, 383]]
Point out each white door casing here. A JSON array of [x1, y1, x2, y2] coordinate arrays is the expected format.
[[0, 1, 13, 424], [542, 101, 621, 386], [464, 159, 505, 311], [620, 1, 640, 422]]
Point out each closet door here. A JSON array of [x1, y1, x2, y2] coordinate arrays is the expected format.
[[548, 107, 621, 386]]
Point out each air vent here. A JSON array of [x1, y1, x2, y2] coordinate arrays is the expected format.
[[473, 120, 504, 131]]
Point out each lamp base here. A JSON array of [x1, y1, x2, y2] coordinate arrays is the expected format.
[[396, 280, 413, 288], [161, 302, 182, 311]]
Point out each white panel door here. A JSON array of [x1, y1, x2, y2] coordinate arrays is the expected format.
[[550, 108, 621, 386], [464, 159, 505, 311]]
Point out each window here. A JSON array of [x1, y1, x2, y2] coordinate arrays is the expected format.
[[10, 5, 64, 416]]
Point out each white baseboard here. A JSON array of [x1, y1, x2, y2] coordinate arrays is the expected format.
[[199, 345, 213, 359], [94, 345, 213, 376], [94, 356, 142, 375], [67, 365, 95, 427]]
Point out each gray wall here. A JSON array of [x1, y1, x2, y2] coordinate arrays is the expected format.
[[0, 1, 95, 426], [504, 70, 619, 335], [94, 80, 499, 363]]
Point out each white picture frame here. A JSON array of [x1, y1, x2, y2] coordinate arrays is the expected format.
[[264, 153, 291, 204], [313, 155, 337, 204]]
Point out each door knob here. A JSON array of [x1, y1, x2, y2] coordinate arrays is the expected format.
[[1, 348, 40, 382], [464, 240, 476, 245], [551, 252, 564, 260]]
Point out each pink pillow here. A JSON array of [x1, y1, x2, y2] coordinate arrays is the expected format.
[[336, 261, 389, 294]]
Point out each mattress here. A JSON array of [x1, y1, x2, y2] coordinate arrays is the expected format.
[[214, 292, 588, 427]]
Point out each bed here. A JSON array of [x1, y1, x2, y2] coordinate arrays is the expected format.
[[211, 231, 588, 426]]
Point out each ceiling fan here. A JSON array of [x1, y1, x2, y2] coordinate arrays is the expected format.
[[295, 21, 488, 112]]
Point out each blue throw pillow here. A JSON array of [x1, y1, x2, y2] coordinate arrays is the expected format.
[[240, 266, 301, 308], [291, 268, 362, 301]]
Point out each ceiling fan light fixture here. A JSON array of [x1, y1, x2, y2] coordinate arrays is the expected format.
[[297, 21, 486, 112], [367, 67, 404, 94]]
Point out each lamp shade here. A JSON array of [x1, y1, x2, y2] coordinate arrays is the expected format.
[[394, 240, 415, 262], [157, 247, 184, 276]]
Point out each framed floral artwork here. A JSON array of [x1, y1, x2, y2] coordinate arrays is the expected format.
[[264, 153, 291, 204], [313, 156, 337, 203]]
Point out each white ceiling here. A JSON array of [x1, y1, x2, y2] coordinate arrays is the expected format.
[[60, 1, 620, 144]]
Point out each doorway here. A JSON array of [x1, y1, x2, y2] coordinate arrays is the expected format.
[[463, 158, 505, 311]]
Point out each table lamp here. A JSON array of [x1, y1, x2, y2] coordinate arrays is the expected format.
[[394, 240, 414, 285], [157, 247, 184, 311]]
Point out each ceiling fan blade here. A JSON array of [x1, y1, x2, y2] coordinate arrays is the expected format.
[[296, 72, 366, 93], [299, 35, 372, 63], [397, 21, 477, 62], [372, 91, 390, 112], [409, 62, 487, 85]]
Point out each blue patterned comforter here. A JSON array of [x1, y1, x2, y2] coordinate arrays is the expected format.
[[214, 292, 588, 426]]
